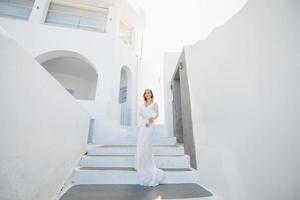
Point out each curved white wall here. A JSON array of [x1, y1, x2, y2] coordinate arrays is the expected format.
[[166, 0, 300, 199], [0, 30, 90, 200]]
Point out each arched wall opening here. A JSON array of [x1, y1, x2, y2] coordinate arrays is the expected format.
[[36, 50, 98, 100]]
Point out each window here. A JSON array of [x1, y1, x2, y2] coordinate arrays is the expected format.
[[119, 20, 134, 46], [45, 2, 108, 32], [0, 0, 34, 20]]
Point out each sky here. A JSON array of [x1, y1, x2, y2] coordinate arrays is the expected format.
[[128, 0, 248, 123]]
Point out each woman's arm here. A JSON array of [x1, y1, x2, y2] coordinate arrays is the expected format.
[[152, 103, 159, 120]]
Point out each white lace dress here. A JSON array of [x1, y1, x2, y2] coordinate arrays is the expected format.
[[134, 102, 165, 186]]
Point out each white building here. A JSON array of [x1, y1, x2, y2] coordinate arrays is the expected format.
[[0, 0, 145, 143], [1, 0, 299, 199], [0, 1, 207, 200]]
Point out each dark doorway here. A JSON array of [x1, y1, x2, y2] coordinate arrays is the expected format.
[[171, 55, 197, 169], [172, 69, 183, 144]]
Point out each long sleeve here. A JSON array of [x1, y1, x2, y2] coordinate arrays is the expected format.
[[152, 103, 159, 119], [139, 104, 151, 120]]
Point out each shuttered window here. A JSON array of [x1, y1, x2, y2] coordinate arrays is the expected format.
[[45, 2, 108, 32], [119, 86, 127, 104]]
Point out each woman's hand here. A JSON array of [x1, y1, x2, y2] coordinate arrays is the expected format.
[[148, 117, 154, 123]]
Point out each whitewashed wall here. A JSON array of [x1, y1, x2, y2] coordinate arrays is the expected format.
[[0, 29, 90, 200], [165, 0, 300, 199]]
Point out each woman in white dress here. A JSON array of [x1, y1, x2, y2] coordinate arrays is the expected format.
[[134, 89, 165, 186]]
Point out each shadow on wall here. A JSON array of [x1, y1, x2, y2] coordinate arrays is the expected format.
[[171, 51, 197, 169]]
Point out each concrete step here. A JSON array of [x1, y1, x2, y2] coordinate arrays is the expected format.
[[80, 155, 191, 168], [106, 136, 177, 145], [87, 145, 184, 156], [57, 183, 218, 200], [72, 167, 199, 184]]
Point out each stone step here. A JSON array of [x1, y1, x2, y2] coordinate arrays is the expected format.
[[106, 137, 177, 145], [58, 183, 218, 200], [87, 145, 184, 156], [72, 167, 199, 184], [80, 155, 191, 168]]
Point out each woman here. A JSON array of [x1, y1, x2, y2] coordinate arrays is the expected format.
[[134, 89, 165, 186]]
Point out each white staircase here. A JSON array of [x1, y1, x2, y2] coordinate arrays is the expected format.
[[72, 136, 200, 185], [107, 136, 177, 145]]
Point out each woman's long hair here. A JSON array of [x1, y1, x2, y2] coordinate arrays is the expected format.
[[143, 89, 154, 102]]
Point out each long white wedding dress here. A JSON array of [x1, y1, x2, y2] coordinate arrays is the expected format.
[[134, 102, 165, 186]]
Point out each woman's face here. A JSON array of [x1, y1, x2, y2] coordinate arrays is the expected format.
[[144, 90, 152, 100]]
